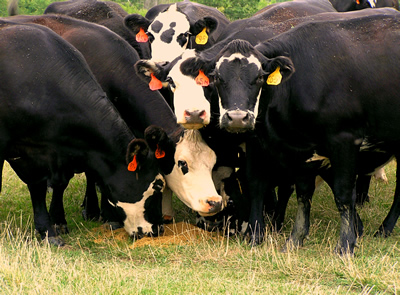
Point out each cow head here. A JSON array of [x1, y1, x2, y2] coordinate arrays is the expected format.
[[205, 40, 294, 133], [135, 51, 213, 129], [144, 125, 224, 216], [106, 138, 165, 239], [125, 4, 219, 62]]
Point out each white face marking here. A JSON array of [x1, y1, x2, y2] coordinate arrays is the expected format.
[[215, 53, 263, 125], [113, 174, 165, 236], [149, 4, 190, 62], [169, 51, 211, 127], [164, 130, 222, 215], [367, 0, 377, 7]]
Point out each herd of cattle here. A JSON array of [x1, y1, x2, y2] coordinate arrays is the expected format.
[[2, 0, 400, 255]]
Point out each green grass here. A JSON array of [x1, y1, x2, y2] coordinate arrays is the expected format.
[[0, 161, 399, 294]]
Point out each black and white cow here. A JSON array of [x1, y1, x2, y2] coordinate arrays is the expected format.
[[0, 20, 171, 245], [124, 0, 230, 62], [186, 9, 400, 254], [42, 0, 152, 58], [329, 0, 399, 11], [5, 14, 224, 229]]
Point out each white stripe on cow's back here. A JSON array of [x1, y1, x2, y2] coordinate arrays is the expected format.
[[113, 174, 165, 236]]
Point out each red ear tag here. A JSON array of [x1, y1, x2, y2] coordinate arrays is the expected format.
[[155, 144, 165, 159], [149, 73, 163, 91], [195, 70, 209, 87], [128, 155, 138, 171], [136, 28, 148, 43], [356, 0, 360, 3]]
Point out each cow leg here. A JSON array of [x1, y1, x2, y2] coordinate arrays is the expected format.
[[162, 187, 174, 223], [375, 160, 400, 237], [327, 134, 361, 255], [244, 138, 271, 245], [49, 183, 69, 235], [28, 181, 65, 246], [81, 173, 100, 221], [282, 173, 315, 252], [356, 174, 371, 206], [270, 182, 295, 232]]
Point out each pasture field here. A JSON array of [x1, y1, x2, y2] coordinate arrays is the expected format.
[[0, 161, 399, 294]]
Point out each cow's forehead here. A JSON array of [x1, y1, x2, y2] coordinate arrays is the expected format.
[[216, 53, 262, 72], [149, 7, 190, 36]]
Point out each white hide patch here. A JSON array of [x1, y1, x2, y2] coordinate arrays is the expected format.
[[170, 50, 211, 126], [149, 4, 190, 62], [367, 0, 377, 7], [215, 53, 263, 121], [111, 174, 165, 236], [164, 129, 222, 214]]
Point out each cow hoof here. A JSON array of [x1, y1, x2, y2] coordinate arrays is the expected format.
[[54, 224, 69, 235], [47, 236, 66, 247], [82, 209, 100, 221], [373, 228, 391, 238]]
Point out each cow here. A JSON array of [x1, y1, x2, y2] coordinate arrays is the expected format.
[[4, 14, 224, 231], [185, 9, 400, 254], [124, 0, 230, 62], [329, 0, 399, 11], [0, 20, 174, 246], [41, 0, 151, 59]]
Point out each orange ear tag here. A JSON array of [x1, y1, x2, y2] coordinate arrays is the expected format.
[[155, 144, 165, 159], [356, 0, 360, 3], [195, 70, 209, 86], [266, 66, 282, 86], [195, 28, 208, 45], [136, 28, 148, 43], [149, 73, 163, 91], [128, 155, 138, 171]]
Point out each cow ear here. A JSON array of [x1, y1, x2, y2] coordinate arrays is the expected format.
[[180, 56, 215, 81], [126, 139, 150, 171], [124, 14, 150, 35], [191, 17, 218, 46], [134, 60, 169, 90], [263, 56, 295, 86]]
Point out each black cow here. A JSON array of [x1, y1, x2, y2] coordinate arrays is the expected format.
[[329, 0, 399, 11], [0, 20, 172, 246], [187, 9, 400, 254], [42, 0, 151, 58], [5, 14, 224, 230], [124, 0, 230, 62]]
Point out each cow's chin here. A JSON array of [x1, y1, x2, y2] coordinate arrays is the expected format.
[[197, 211, 218, 217], [180, 123, 205, 129]]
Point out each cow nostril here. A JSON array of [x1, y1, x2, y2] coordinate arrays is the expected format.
[[243, 112, 250, 122], [184, 110, 191, 117], [207, 199, 222, 213], [199, 110, 206, 119]]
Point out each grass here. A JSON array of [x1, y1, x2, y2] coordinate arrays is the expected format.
[[0, 162, 399, 294]]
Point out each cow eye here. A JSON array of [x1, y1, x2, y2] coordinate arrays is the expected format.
[[147, 32, 155, 43], [177, 33, 189, 47], [166, 77, 176, 92], [178, 160, 189, 175]]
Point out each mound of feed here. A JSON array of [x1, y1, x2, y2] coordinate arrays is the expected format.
[[89, 222, 222, 247]]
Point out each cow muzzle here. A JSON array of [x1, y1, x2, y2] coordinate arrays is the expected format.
[[179, 109, 209, 129], [221, 110, 255, 133], [197, 196, 224, 217]]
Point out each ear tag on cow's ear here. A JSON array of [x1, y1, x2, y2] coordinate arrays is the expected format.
[[195, 70, 209, 86], [267, 66, 282, 86], [149, 73, 163, 91], [128, 155, 138, 171], [195, 28, 208, 45], [155, 144, 165, 159], [136, 28, 148, 43], [356, 0, 360, 4]]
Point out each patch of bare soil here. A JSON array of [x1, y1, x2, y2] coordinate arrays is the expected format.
[[89, 222, 222, 248]]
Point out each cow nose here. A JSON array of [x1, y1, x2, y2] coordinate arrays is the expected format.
[[206, 199, 223, 214], [182, 109, 207, 129], [222, 110, 254, 132]]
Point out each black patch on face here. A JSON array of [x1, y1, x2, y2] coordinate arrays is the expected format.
[[170, 22, 176, 27], [161, 28, 175, 44], [178, 160, 189, 175], [151, 20, 163, 33]]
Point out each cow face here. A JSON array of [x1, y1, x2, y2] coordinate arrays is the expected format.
[[107, 138, 166, 239], [135, 52, 212, 129], [211, 40, 294, 133], [125, 4, 219, 63], [144, 126, 223, 217]]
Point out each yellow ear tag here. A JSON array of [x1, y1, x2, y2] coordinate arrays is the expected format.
[[195, 28, 208, 45], [267, 66, 282, 86]]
